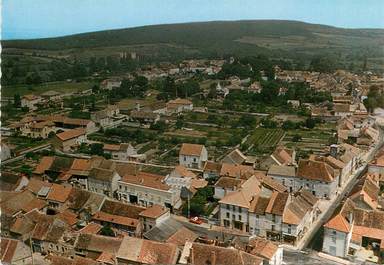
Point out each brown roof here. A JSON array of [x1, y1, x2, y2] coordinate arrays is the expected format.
[[46, 184, 73, 203], [271, 146, 293, 165], [92, 211, 139, 228], [75, 234, 122, 254], [180, 143, 205, 156], [34, 156, 55, 174], [1, 238, 19, 264], [219, 176, 261, 208], [334, 103, 351, 113], [222, 149, 247, 165], [70, 158, 92, 172], [283, 190, 318, 225], [266, 191, 289, 215], [173, 165, 197, 178], [26, 178, 52, 194], [139, 204, 169, 219], [203, 161, 222, 173], [100, 200, 145, 219], [79, 222, 102, 234], [166, 227, 198, 246], [21, 198, 46, 212], [297, 159, 335, 182], [117, 237, 178, 265], [324, 213, 351, 233], [220, 163, 254, 179], [57, 210, 78, 226], [214, 177, 244, 189], [89, 167, 117, 182], [56, 128, 86, 141], [189, 242, 263, 265], [121, 172, 170, 191], [249, 237, 278, 260]]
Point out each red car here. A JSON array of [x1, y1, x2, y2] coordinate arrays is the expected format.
[[189, 216, 203, 224]]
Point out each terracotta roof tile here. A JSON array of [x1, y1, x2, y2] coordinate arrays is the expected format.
[[79, 222, 102, 234], [180, 143, 205, 156], [34, 156, 55, 174], [121, 172, 170, 191], [249, 237, 278, 260], [46, 184, 73, 203], [139, 204, 169, 219], [56, 128, 86, 141], [166, 227, 198, 246], [92, 211, 139, 228], [297, 159, 335, 182]]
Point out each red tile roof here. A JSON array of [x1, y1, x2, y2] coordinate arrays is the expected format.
[[180, 143, 204, 156], [56, 128, 86, 141], [46, 184, 73, 203]]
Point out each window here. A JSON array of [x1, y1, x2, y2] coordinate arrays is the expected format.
[[238, 207, 241, 213], [331, 230, 337, 243], [226, 204, 230, 210], [232, 214, 235, 220], [226, 212, 230, 218], [271, 225, 275, 231], [272, 214, 276, 222], [193, 158, 196, 162], [184, 156, 186, 161], [238, 215, 242, 221]]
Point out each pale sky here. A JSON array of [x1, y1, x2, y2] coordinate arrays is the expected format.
[[3, 0, 384, 40]]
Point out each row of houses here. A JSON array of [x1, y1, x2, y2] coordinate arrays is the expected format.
[[322, 148, 384, 262]]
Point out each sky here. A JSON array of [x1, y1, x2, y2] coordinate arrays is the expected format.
[[3, 0, 384, 40]]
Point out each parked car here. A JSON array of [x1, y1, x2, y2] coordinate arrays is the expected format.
[[189, 216, 203, 224]]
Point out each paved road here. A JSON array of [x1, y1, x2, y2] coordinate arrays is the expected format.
[[2, 143, 52, 165], [297, 125, 384, 250]]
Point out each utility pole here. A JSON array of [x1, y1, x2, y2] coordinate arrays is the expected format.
[[187, 194, 190, 219], [29, 235, 35, 265]]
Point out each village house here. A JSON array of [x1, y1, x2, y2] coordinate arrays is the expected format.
[[21, 94, 42, 111], [214, 177, 245, 199], [100, 79, 122, 90], [245, 237, 284, 265], [117, 171, 182, 210], [90, 105, 125, 129], [129, 109, 160, 125], [53, 128, 87, 152], [216, 82, 229, 97], [179, 241, 263, 265], [103, 143, 142, 161], [20, 120, 56, 139], [116, 237, 179, 265], [166, 98, 193, 114], [368, 148, 384, 175], [295, 159, 340, 199], [74, 233, 122, 260], [0, 238, 32, 265], [40, 90, 62, 102], [49, 116, 97, 134], [220, 163, 255, 179], [1, 142, 12, 161], [92, 208, 141, 237], [202, 161, 222, 179], [45, 183, 73, 214], [222, 149, 248, 165], [218, 174, 319, 244], [165, 165, 197, 191], [87, 167, 121, 198], [179, 143, 208, 169], [139, 204, 170, 232]]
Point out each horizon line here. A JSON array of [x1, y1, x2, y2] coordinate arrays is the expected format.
[[3, 18, 384, 41]]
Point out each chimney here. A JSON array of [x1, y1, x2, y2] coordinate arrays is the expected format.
[[211, 251, 217, 265], [330, 144, 339, 158]]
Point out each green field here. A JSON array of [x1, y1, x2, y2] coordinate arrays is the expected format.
[[2, 81, 94, 97], [246, 128, 285, 154]]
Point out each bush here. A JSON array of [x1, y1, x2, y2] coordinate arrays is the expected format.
[[292, 134, 302, 142]]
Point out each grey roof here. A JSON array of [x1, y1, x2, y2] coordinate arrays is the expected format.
[[222, 149, 247, 165], [37, 186, 51, 197], [267, 165, 296, 177], [143, 217, 183, 241]]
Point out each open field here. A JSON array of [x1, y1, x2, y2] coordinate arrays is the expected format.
[[246, 128, 285, 155], [282, 123, 336, 156], [2, 81, 94, 97]]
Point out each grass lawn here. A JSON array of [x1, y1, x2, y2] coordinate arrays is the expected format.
[[2, 81, 94, 97]]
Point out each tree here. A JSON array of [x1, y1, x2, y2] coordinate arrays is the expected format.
[[100, 224, 115, 237], [305, 118, 316, 129], [90, 143, 104, 156], [175, 117, 184, 129], [13, 94, 21, 108], [292, 134, 302, 142]]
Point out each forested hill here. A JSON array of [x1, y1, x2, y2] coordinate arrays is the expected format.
[[3, 20, 384, 69]]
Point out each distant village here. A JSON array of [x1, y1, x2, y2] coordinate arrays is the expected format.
[[1, 55, 384, 265]]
